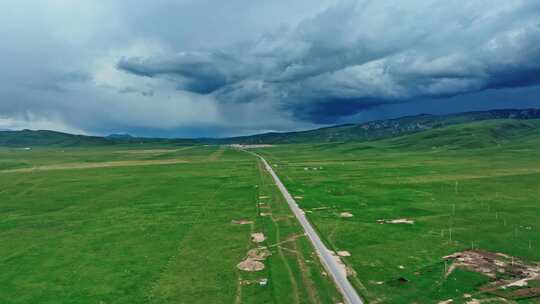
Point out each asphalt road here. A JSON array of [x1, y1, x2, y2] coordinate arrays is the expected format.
[[249, 151, 364, 304]]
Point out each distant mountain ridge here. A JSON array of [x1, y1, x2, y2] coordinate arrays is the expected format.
[[0, 108, 539, 147], [0, 129, 197, 147], [215, 108, 540, 144], [106, 133, 134, 139]]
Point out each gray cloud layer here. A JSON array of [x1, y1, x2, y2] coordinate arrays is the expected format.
[[118, 0, 540, 123], [1, 0, 540, 135]]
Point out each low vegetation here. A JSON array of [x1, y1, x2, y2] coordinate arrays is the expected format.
[[0, 146, 340, 303], [256, 119, 540, 303], [2, 114, 539, 303]]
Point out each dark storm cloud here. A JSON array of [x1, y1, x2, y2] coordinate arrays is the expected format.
[[117, 52, 240, 94], [118, 0, 540, 123], [288, 98, 382, 124], [2, 0, 540, 136], [0, 0, 339, 135]]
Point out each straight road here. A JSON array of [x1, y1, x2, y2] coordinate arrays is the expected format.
[[247, 150, 364, 304]]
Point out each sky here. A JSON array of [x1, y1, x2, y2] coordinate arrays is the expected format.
[[1, 0, 540, 138]]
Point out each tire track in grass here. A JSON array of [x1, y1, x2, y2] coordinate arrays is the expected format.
[[233, 219, 255, 304], [291, 239, 321, 304], [233, 160, 259, 304], [271, 214, 301, 304], [148, 174, 229, 303], [257, 160, 301, 304], [267, 156, 334, 303], [208, 146, 226, 161]]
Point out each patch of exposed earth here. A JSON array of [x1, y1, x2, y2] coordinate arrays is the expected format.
[[377, 218, 414, 224], [247, 247, 272, 260], [251, 232, 266, 243], [237, 247, 272, 272], [443, 250, 540, 300], [329, 250, 356, 278], [231, 219, 253, 225], [2, 159, 189, 173], [237, 259, 265, 272], [240, 278, 268, 285]]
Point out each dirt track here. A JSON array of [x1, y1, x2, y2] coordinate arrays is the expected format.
[[2, 159, 189, 173]]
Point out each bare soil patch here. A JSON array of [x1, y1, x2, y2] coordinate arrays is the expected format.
[[377, 218, 414, 224], [443, 250, 540, 300], [329, 251, 349, 277], [339, 212, 353, 218], [346, 266, 357, 277], [237, 259, 265, 272], [240, 278, 268, 285], [312, 207, 331, 211], [231, 219, 253, 225], [251, 232, 266, 243], [247, 247, 272, 260], [337, 251, 351, 257], [3, 159, 189, 173], [237, 246, 271, 272]]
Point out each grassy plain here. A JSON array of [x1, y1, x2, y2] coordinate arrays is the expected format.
[[0, 145, 340, 303], [257, 120, 540, 303]]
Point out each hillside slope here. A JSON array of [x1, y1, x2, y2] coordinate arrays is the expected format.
[[217, 108, 540, 144], [0, 130, 197, 147], [1, 108, 539, 147], [284, 119, 540, 158], [380, 119, 540, 151]]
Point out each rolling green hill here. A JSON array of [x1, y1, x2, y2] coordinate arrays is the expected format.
[[381, 119, 540, 150], [0, 130, 197, 147], [1, 108, 539, 147], [0, 130, 110, 147], [216, 108, 540, 144]]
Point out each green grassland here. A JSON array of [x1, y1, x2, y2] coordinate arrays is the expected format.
[[0, 145, 340, 303], [256, 119, 540, 303], [2, 118, 539, 303]]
